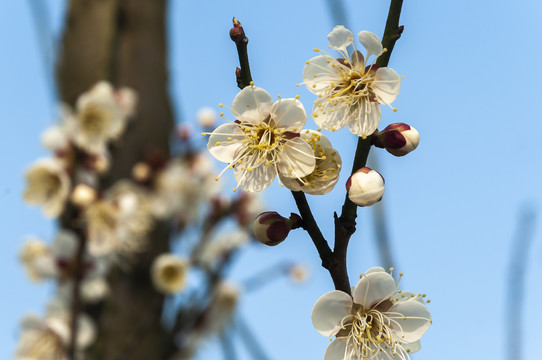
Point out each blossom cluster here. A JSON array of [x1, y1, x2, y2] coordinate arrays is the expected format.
[[19, 81, 302, 359]]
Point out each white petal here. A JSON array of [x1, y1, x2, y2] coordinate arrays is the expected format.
[[207, 123, 244, 163], [311, 290, 353, 337], [365, 266, 386, 274], [353, 271, 396, 308], [300, 129, 332, 148], [270, 98, 307, 130], [234, 161, 276, 192], [347, 100, 381, 138], [51, 230, 78, 258], [324, 338, 348, 360], [231, 86, 274, 119], [358, 31, 383, 58], [303, 55, 341, 94], [327, 25, 354, 51], [403, 340, 421, 353], [277, 137, 316, 179], [388, 301, 431, 343], [313, 99, 352, 132], [279, 175, 303, 192], [373, 67, 401, 105]]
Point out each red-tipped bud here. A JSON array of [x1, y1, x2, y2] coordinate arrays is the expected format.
[[230, 17, 246, 43], [374, 123, 419, 156], [253, 211, 300, 246], [346, 167, 385, 207]]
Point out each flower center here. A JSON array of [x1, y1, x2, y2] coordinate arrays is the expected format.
[[79, 104, 112, 137], [341, 307, 409, 360]]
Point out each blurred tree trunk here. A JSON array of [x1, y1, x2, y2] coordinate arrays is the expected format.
[[57, 0, 174, 359]]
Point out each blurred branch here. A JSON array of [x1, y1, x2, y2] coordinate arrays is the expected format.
[[25, 0, 58, 109], [235, 314, 272, 360], [242, 260, 293, 292], [505, 205, 537, 360], [324, 0, 348, 26], [220, 333, 237, 360]]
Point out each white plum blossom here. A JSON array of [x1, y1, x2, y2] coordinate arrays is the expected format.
[[84, 181, 153, 258], [303, 26, 401, 138], [151, 253, 189, 294], [205, 85, 316, 192], [150, 154, 219, 223], [19, 231, 110, 303], [16, 311, 95, 360], [63, 81, 136, 156], [281, 130, 341, 195], [23, 158, 71, 218], [312, 267, 431, 360]]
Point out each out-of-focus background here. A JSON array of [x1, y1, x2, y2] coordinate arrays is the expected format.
[[2, 0, 542, 359]]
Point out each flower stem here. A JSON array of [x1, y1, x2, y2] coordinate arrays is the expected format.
[[230, 18, 252, 89]]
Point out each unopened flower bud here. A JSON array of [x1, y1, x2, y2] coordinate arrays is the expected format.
[[374, 123, 419, 156], [253, 211, 301, 246], [229, 17, 246, 43], [71, 184, 97, 207], [346, 167, 385, 207], [132, 162, 152, 182]]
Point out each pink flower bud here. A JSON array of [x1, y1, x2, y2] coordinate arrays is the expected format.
[[374, 123, 419, 157], [346, 167, 385, 207], [253, 211, 298, 246]]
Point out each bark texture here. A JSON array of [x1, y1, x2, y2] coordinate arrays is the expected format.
[[57, 1, 174, 359]]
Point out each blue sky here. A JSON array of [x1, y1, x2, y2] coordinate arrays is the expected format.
[[2, 0, 542, 359]]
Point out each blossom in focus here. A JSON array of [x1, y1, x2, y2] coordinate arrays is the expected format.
[[303, 26, 401, 138], [23, 158, 71, 218], [311, 267, 431, 360], [346, 167, 385, 207], [16, 311, 95, 360], [63, 81, 136, 156], [281, 130, 341, 195], [205, 85, 316, 192], [84, 181, 153, 258], [373, 123, 420, 157], [151, 253, 189, 294]]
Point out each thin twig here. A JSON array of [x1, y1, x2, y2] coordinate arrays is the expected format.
[[333, 0, 405, 294]]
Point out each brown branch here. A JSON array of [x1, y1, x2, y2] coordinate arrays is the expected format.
[[230, 18, 252, 89], [333, 0, 405, 293]]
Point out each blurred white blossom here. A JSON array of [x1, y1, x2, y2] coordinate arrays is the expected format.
[[23, 158, 70, 218], [151, 253, 189, 294], [63, 81, 136, 156], [85, 181, 153, 258]]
